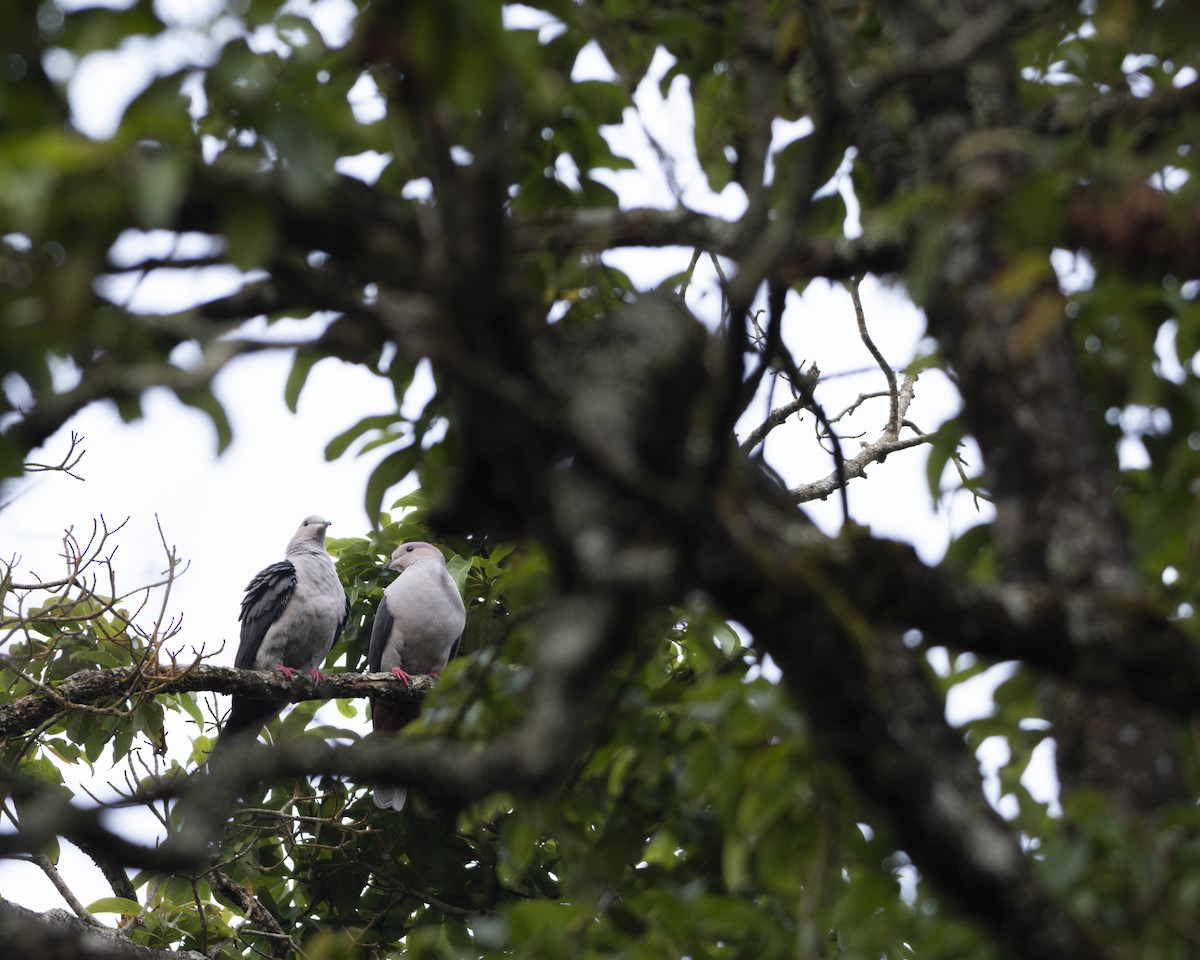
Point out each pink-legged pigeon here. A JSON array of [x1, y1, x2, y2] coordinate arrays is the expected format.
[[369, 541, 465, 810], [211, 515, 349, 759]]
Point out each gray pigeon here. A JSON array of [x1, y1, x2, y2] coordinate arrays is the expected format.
[[211, 515, 349, 758], [369, 541, 466, 810]]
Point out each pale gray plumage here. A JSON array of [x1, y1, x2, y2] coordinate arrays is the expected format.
[[369, 541, 465, 810], [211, 515, 349, 757]]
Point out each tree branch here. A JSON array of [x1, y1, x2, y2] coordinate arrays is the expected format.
[[1032, 77, 1200, 152], [208, 871, 295, 960], [853, 0, 1068, 103], [739, 397, 806, 452], [0, 667, 441, 741], [695, 463, 1110, 960], [0, 896, 205, 960], [789, 429, 928, 503], [847, 277, 900, 437], [510, 206, 905, 280], [28, 853, 100, 926]]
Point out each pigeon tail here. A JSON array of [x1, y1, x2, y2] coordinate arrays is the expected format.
[[207, 698, 280, 766], [372, 783, 408, 811]]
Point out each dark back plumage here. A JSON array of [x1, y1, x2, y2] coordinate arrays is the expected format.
[[235, 560, 298, 670], [367, 600, 393, 674]]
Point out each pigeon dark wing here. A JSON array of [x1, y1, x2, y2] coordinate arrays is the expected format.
[[235, 560, 297, 670]]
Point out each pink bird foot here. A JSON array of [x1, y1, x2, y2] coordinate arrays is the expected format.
[[308, 668, 327, 681], [391, 668, 412, 686], [276, 665, 299, 681]]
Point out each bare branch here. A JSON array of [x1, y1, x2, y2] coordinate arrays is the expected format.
[[848, 278, 900, 437], [740, 397, 806, 452], [29, 853, 101, 925], [789, 431, 931, 502], [21, 432, 86, 480]]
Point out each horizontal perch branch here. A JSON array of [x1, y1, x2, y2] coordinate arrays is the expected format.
[[0, 665, 434, 741]]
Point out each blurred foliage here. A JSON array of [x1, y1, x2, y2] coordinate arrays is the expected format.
[[2, 0, 1200, 958]]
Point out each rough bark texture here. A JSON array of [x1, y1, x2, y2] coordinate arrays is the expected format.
[[835, 0, 1187, 817], [0, 667, 441, 741], [0, 899, 204, 960]]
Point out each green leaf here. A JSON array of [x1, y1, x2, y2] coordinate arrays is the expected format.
[[692, 70, 734, 192], [941, 522, 996, 581], [133, 150, 189, 228], [71, 649, 121, 668], [86, 897, 144, 916], [721, 833, 751, 893], [20, 755, 66, 786], [1037, 836, 1091, 896], [389, 488, 427, 513], [133, 701, 165, 742], [364, 444, 421, 523], [570, 80, 630, 125], [111, 722, 133, 762], [924, 416, 966, 506], [325, 414, 404, 461], [447, 553, 471, 593], [713, 622, 741, 656], [170, 692, 206, 728], [579, 176, 620, 207], [285, 349, 322, 413], [179, 391, 234, 453], [222, 198, 278, 271], [84, 726, 109, 763], [43, 738, 82, 765]]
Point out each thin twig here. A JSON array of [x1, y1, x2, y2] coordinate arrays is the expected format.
[[119, 876, 163, 934], [677, 247, 704, 298], [640, 124, 687, 205], [21, 432, 87, 480], [829, 390, 891, 425], [707, 251, 730, 324], [746, 278, 849, 521], [848, 277, 900, 436]]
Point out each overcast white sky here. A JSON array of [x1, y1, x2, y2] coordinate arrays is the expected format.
[[0, 0, 1057, 915]]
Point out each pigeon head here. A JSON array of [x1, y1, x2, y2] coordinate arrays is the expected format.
[[289, 515, 332, 549], [387, 541, 445, 573]]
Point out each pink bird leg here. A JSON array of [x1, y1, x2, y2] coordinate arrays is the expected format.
[[391, 668, 412, 686], [276, 665, 299, 681], [308, 668, 327, 681]]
